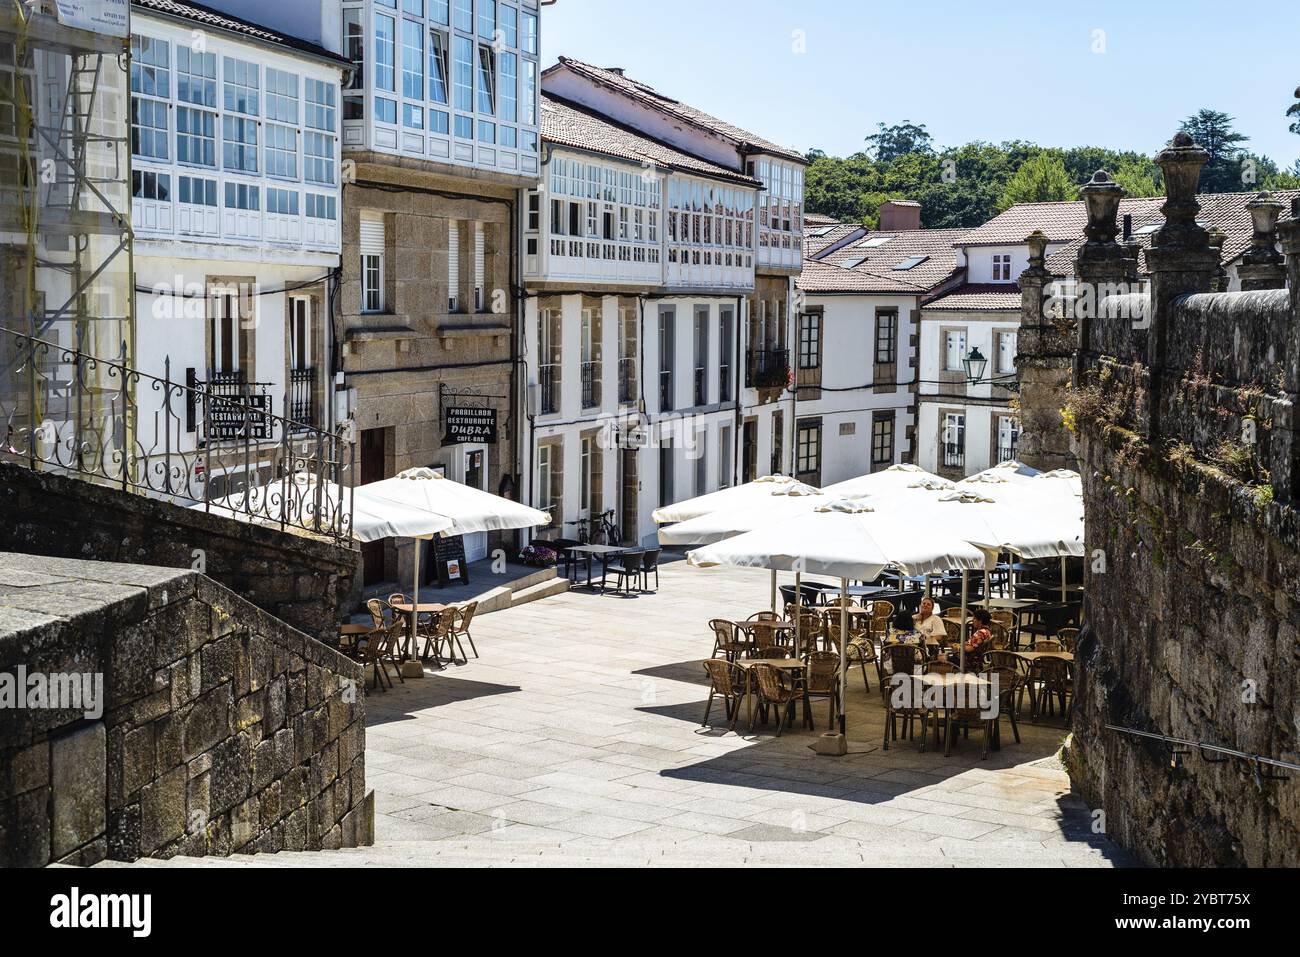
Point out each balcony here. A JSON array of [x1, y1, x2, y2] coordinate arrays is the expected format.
[[539, 365, 560, 416], [581, 361, 601, 410], [618, 358, 636, 405], [719, 363, 731, 404], [943, 442, 966, 471], [289, 367, 316, 432], [745, 348, 791, 392], [693, 367, 707, 407]]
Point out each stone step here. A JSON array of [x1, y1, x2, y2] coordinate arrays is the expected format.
[[509, 576, 572, 608], [91, 836, 1123, 868]]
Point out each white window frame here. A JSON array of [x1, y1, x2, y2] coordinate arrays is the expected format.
[[362, 254, 384, 313]]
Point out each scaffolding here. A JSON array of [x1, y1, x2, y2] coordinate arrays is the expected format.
[[0, 0, 133, 475]]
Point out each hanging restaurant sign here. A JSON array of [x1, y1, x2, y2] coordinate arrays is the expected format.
[[442, 406, 498, 445]]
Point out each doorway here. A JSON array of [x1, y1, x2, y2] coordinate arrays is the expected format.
[[360, 427, 387, 586], [619, 446, 639, 546], [446, 443, 489, 562]]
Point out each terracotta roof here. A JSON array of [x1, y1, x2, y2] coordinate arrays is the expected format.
[[1043, 188, 1300, 276], [798, 227, 966, 295], [545, 57, 806, 165], [540, 95, 761, 188], [803, 217, 866, 258], [923, 283, 1022, 312], [131, 0, 352, 67], [957, 197, 1166, 247]]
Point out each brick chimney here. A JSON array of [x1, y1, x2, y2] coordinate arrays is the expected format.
[[878, 200, 921, 231]]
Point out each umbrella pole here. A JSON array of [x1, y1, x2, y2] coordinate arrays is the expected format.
[[408, 538, 422, 677], [959, 569, 969, 673], [771, 569, 778, 613], [838, 579, 848, 737], [1060, 555, 1067, 604], [794, 571, 802, 658]]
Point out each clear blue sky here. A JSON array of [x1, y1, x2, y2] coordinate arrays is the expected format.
[[542, 0, 1300, 169]]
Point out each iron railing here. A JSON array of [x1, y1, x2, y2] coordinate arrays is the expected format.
[[746, 348, 790, 390], [719, 361, 731, 403], [580, 360, 600, 409], [289, 366, 316, 429], [693, 367, 707, 407], [538, 364, 559, 415], [659, 368, 673, 412], [0, 327, 353, 544], [997, 434, 1020, 464], [618, 357, 636, 404]]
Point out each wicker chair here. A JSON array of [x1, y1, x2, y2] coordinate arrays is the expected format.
[[452, 600, 480, 659], [790, 607, 825, 654], [752, 623, 793, 659], [942, 617, 967, 646], [843, 629, 877, 693], [881, 656, 928, 752], [748, 611, 782, 623], [867, 600, 895, 642], [924, 660, 956, 675], [1055, 627, 1080, 653], [985, 666, 1021, 750], [803, 651, 841, 730], [365, 598, 389, 631], [355, 617, 405, 691], [989, 621, 1011, 650], [709, 618, 746, 660], [1035, 657, 1073, 722], [421, 607, 461, 664], [1033, 640, 1063, 652], [750, 663, 806, 735], [701, 659, 746, 731]]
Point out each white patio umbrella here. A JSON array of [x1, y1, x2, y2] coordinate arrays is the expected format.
[[957, 468, 1085, 601], [353, 468, 551, 671], [651, 473, 805, 525], [655, 476, 822, 611], [823, 463, 955, 498], [688, 499, 987, 739]]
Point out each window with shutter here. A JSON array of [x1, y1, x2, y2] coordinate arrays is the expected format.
[[449, 222, 460, 311]]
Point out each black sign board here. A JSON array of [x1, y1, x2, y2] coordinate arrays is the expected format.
[[207, 393, 272, 441], [433, 533, 470, 586], [442, 406, 498, 446]]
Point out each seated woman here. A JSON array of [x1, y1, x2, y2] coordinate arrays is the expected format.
[[948, 607, 994, 669], [888, 610, 919, 644]]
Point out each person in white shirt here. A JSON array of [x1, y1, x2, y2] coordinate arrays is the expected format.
[[914, 597, 947, 642]]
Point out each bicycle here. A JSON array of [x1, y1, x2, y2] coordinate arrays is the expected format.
[[596, 508, 619, 546]]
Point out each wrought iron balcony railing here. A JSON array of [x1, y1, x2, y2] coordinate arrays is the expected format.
[[693, 367, 707, 407], [659, 369, 673, 412], [538, 364, 559, 415], [289, 367, 316, 430], [745, 348, 790, 391], [0, 328, 353, 544], [719, 363, 732, 404], [580, 360, 600, 410]]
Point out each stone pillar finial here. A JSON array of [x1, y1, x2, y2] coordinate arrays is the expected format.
[[1026, 229, 1049, 268], [1079, 170, 1123, 245], [1239, 192, 1288, 291], [1153, 131, 1211, 249]]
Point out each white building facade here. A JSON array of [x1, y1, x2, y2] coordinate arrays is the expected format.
[[521, 61, 807, 547], [129, 0, 350, 498]]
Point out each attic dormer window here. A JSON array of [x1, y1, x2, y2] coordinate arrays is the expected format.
[[993, 253, 1012, 281]]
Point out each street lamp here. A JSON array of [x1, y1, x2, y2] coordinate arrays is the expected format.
[[962, 347, 988, 385]]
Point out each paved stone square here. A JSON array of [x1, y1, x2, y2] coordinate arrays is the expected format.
[[361, 558, 1130, 866]]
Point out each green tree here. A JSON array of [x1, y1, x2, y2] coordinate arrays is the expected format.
[[864, 121, 933, 163], [996, 152, 1074, 210], [1112, 159, 1163, 197], [1286, 86, 1300, 136], [1178, 109, 1249, 192]]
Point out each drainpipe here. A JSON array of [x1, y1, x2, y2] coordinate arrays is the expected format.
[[732, 294, 743, 484]]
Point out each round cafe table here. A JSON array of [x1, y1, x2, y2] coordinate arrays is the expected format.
[[388, 602, 447, 660]]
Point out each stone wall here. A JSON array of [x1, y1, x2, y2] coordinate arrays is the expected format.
[[1063, 139, 1300, 867], [0, 461, 358, 645], [0, 553, 373, 867]]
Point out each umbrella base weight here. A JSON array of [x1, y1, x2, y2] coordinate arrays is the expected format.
[[400, 661, 426, 679], [813, 732, 848, 756]]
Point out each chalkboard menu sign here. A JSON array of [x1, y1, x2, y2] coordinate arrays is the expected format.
[[433, 534, 470, 586]]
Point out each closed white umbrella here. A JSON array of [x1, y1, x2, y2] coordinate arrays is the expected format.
[[688, 499, 986, 740], [657, 482, 823, 546]]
